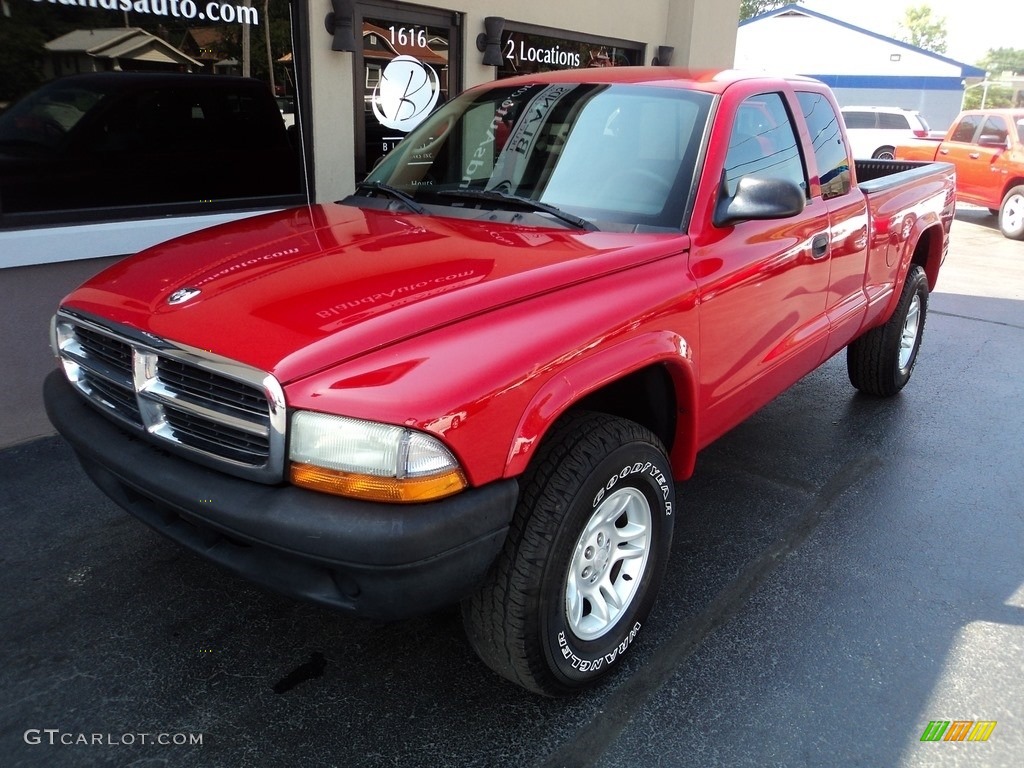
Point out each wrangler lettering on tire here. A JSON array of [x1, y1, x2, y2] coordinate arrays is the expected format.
[[461, 411, 675, 696]]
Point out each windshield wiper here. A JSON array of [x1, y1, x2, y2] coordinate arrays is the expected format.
[[436, 189, 598, 231], [353, 181, 428, 215]]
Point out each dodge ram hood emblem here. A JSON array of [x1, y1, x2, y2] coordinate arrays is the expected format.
[[167, 287, 202, 305]]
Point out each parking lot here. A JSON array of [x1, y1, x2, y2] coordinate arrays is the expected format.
[[1, 205, 1021, 768]]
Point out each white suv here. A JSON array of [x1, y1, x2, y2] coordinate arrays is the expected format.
[[840, 106, 931, 160]]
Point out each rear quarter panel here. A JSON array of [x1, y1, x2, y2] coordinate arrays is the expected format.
[[858, 162, 955, 329]]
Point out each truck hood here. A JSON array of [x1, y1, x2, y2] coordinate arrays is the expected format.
[[63, 204, 685, 384]]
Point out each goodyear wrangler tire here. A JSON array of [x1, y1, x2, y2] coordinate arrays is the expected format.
[[847, 265, 928, 397], [462, 411, 675, 696]]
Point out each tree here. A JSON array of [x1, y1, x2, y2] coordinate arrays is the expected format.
[[739, 1, 803, 22], [897, 5, 947, 54], [0, 24, 47, 102], [976, 48, 1024, 77], [962, 84, 1014, 110], [221, 12, 292, 87], [963, 48, 1024, 110]]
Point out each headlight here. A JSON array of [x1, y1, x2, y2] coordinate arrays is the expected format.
[[289, 411, 467, 502]]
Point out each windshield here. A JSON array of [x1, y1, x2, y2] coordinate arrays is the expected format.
[[363, 83, 712, 230]]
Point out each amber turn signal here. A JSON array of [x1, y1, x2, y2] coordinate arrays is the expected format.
[[290, 462, 467, 503]]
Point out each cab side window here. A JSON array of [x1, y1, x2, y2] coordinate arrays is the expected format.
[[950, 115, 982, 143], [978, 116, 1009, 145], [723, 93, 806, 198], [797, 91, 851, 199]]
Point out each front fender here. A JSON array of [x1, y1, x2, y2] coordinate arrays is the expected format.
[[504, 331, 699, 481]]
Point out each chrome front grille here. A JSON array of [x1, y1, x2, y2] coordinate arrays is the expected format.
[[155, 359, 270, 418], [76, 326, 134, 377], [52, 310, 286, 483]]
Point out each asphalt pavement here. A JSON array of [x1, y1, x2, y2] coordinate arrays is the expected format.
[[1, 205, 1021, 767]]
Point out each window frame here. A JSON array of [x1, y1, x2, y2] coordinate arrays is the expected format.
[[950, 115, 983, 143], [797, 90, 852, 201], [978, 115, 1009, 145], [723, 91, 809, 201], [0, 0, 314, 267]]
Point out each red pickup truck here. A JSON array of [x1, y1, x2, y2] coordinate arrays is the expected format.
[[44, 69, 954, 696], [895, 108, 1024, 239]]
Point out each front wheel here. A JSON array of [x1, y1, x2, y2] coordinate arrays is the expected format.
[[998, 185, 1024, 240], [462, 411, 675, 696], [847, 265, 929, 397]]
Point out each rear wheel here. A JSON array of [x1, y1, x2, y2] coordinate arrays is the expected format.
[[847, 265, 928, 397], [998, 185, 1024, 240], [872, 146, 896, 160], [462, 411, 675, 696]]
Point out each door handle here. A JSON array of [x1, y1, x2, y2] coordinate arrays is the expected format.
[[811, 233, 829, 260], [939, 148, 949, 155], [969, 152, 981, 159]]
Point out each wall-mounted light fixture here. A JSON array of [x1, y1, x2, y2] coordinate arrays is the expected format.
[[652, 45, 674, 66], [476, 16, 505, 67], [324, 0, 356, 52]]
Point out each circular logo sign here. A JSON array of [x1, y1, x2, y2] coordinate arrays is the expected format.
[[371, 55, 441, 133]]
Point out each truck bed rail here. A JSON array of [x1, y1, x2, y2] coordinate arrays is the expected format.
[[855, 159, 954, 193]]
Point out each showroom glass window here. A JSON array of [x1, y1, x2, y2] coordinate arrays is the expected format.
[[0, 1, 304, 227], [495, 26, 643, 80], [361, 14, 455, 174]]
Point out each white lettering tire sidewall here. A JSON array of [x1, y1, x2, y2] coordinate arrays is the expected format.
[[538, 442, 674, 689]]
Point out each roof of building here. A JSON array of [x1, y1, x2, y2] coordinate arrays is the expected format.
[[740, 4, 985, 78], [182, 27, 227, 48], [45, 28, 204, 69]]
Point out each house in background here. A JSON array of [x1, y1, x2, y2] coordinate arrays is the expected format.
[[44, 28, 203, 80], [179, 27, 242, 76], [179, 27, 227, 74], [735, 4, 985, 129]]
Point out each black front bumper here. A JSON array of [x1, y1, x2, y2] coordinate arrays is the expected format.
[[44, 371, 518, 620]]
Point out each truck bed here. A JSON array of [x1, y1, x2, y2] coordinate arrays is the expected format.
[[854, 158, 954, 192]]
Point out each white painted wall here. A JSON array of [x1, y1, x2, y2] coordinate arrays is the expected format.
[[735, 12, 963, 77]]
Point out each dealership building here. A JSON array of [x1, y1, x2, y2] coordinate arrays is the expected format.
[[0, 0, 740, 447]]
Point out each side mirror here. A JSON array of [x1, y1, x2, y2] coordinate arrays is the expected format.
[[713, 176, 806, 227], [977, 133, 1009, 149]]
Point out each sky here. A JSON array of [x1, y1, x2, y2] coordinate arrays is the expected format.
[[797, 0, 1024, 66]]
